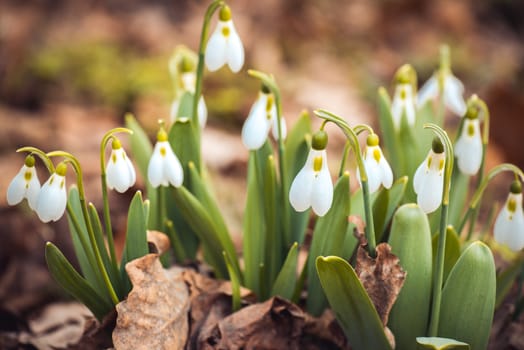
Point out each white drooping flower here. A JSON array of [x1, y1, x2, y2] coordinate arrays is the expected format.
[[204, 5, 244, 73], [6, 155, 41, 210], [35, 162, 68, 223], [169, 71, 208, 128], [417, 71, 467, 117], [357, 134, 393, 193], [106, 138, 136, 193], [413, 139, 446, 214], [241, 88, 286, 150], [391, 83, 416, 130], [147, 128, 183, 188], [494, 183, 524, 252], [454, 117, 482, 175], [289, 131, 333, 216]]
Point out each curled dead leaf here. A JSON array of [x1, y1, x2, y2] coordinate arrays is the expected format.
[[146, 230, 170, 255], [113, 254, 189, 350]]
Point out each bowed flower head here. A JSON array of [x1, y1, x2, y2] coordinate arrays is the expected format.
[[205, 5, 244, 73], [147, 126, 184, 188], [289, 130, 333, 216], [35, 162, 68, 223], [7, 155, 41, 210], [357, 134, 393, 193], [391, 65, 417, 130], [454, 109, 482, 175], [241, 85, 287, 150], [413, 137, 445, 213], [106, 138, 136, 193], [494, 181, 524, 252]]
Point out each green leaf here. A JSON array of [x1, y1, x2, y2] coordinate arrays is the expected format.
[[316, 256, 392, 350], [388, 203, 433, 350], [45, 242, 113, 321], [243, 152, 266, 295], [496, 257, 524, 307], [66, 188, 107, 296], [271, 242, 299, 300], [438, 241, 496, 350], [171, 186, 228, 278], [377, 87, 402, 176], [306, 173, 350, 316], [169, 93, 200, 173], [373, 176, 408, 241], [263, 155, 281, 294], [223, 251, 242, 312], [432, 226, 461, 284], [120, 191, 149, 292], [416, 337, 470, 350], [448, 167, 470, 228]]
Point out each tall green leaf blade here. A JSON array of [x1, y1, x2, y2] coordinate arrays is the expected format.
[[45, 242, 113, 321], [243, 152, 266, 295], [373, 176, 408, 241], [171, 186, 228, 278], [263, 155, 281, 291], [388, 204, 433, 350], [306, 173, 350, 316], [448, 167, 470, 228], [223, 252, 242, 312], [169, 92, 200, 173], [271, 242, 298, 300], [316, 256, 392, 350], [438, 241, 496, 350], [120, 191, 149, 292], [377, 87, 402, 177], [432, 226, 461, 284]]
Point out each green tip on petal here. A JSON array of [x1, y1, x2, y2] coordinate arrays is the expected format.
[[312, 130, 328, 150], [432, 136, 444, 154], [157, 127, 168, 142], [366, 133, 379, 147], [510, 180, 522, 194], [179, 55, 195, 73], [219, 5, 232, 21], [395, 64, 415, 85], [24, 155, 36, 167], [55, 162, 67, 176]]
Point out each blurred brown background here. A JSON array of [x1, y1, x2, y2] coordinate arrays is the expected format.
[[0, 0, 523, 343]]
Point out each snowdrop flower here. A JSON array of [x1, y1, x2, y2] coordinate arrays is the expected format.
[[454, 112, 482, 175], [413, 138, 446, 213], [35, 162, 68, 223], [106, 138, 136, 193], [357, 134, 393, 193], [147, 127, 183, 188], [494, 181, 524, 251], [241, 85, 286, 150], [391, 83, 416, 130], [205, 5, 244, 73], [417, 71, 466, 117], [289, 130, 333, 216], [6, 155, 41, 210], [169, 71, 208, 128]]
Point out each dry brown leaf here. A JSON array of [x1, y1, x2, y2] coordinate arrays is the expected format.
[[146, 230, 170, 255], [113, 254, 189, 350], [355, 243, 406, 326]]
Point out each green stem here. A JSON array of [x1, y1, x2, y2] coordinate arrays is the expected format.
[[192, 0, 225, 172], [424, 123, 453, 336], [314, 109, 376, 257], [338, 141, 350, 177], [99, 128, 132, 281], [47, 151, 119, 305]]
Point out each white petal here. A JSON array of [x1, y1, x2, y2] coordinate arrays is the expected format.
[[444, 74, 466, 116], [148, 143, 167, 188], [311, 165, 333, 216], [494, 193, 524, 251], [126, 155, 136, 187], [271, 115, 287, 141], [26, 174, 41, 210], [379, 157, 394, 189], [413, 154, 429, 194], [289, 167, 314, 212], [417, 169, 443, 213], [6, 167, 27, 206], [225, 21, 244, 73], [417, 75, 439, 108], [106, 149, 131, 193], [204, 23, 227, 72], [163, 148, 184, 188], [390, 91, 403, 130], [241, 97, 271, 150], [363, 158, 382, 194], [36, 174, 67, 223], [455, 121, 482, 175], [181, 72, 196, 93], [198, 95, 208, 128]]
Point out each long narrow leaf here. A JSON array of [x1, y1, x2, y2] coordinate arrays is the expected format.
[[271, 243, 298, 300], [45, 242, 113, 321], [316, 256, 392, 350]]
